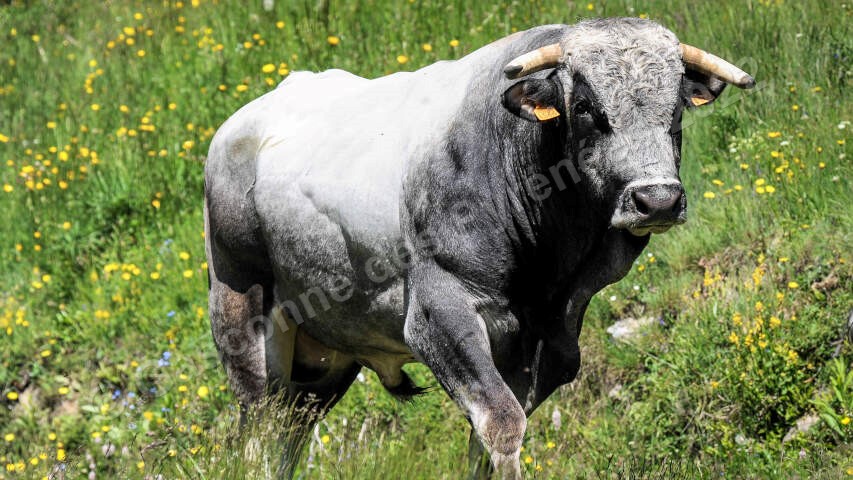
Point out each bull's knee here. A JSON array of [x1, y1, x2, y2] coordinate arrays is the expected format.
[[470, 397, 526, 479]]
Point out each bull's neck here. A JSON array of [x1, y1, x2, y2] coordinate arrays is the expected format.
[[491, 118, 607, 286]]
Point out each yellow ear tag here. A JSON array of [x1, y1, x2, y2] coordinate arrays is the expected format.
[[533, 105, 560, 121], [691, 96, 710, 107]]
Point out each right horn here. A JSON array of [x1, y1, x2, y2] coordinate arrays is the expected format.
[[503, 43, 564, 79], [680, 43, 756, 89]]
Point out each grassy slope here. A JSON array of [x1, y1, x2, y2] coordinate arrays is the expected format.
[[0, 0, 850, 478]]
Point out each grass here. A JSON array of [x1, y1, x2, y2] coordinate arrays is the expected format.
[[0, 0, 851, 478]]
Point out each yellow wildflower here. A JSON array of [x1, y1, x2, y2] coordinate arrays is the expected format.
[[732, 313, 743, 326], [728, 332, 739, 345]]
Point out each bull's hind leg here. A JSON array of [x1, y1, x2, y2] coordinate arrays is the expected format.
[[205, 193, 274, 413], [265, 318, 361, 477], [208, 261, 270, 411]]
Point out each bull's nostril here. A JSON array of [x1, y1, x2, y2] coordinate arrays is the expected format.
[[629, 185, 684, 222], [667, 191, 683, 212], [633, 191, 651, 216]]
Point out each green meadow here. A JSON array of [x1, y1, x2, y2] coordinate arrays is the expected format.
[[0, 0, 850, 478]]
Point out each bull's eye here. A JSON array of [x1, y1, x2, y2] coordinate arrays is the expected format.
[[575, 100, 591, 116]]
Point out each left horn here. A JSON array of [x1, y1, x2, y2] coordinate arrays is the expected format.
[[680, 43, 755, 89], [503, 43, 564, 79]]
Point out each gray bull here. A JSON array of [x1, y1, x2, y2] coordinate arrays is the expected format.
[[204, 18, 753, 479]]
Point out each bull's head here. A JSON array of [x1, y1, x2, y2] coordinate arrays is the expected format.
[[501, 19, 754, 236]]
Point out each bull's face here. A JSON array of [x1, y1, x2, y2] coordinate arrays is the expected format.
[[501, 19, 753, 237]]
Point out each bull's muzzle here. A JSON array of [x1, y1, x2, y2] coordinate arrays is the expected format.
[[611, 181, 687, 236]]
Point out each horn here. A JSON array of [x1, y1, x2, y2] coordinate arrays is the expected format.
[[680, 43, 755, 89], [503, 43, 564, 79]]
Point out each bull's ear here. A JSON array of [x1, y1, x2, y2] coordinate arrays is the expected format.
[[681, 69, 727, 107], [502, 78, 562, 122]]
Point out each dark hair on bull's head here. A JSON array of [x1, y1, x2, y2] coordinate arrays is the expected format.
[[500, 18, 754, 237]]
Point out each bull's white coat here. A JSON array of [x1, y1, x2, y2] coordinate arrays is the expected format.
[[206, 27, 565, 378]]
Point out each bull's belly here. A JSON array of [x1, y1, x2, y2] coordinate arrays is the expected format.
[[274, 275, 410, 355], [270, 271, 416, 387]]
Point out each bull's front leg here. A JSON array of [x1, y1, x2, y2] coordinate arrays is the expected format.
[[404, 262, 525, 480]]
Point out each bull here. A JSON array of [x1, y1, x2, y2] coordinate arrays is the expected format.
[[204, 17, 754, 478]]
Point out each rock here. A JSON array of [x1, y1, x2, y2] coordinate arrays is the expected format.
[[551, 408, 562, 431], [606, 316, 657, 343], [782, 414, 820, 443]]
